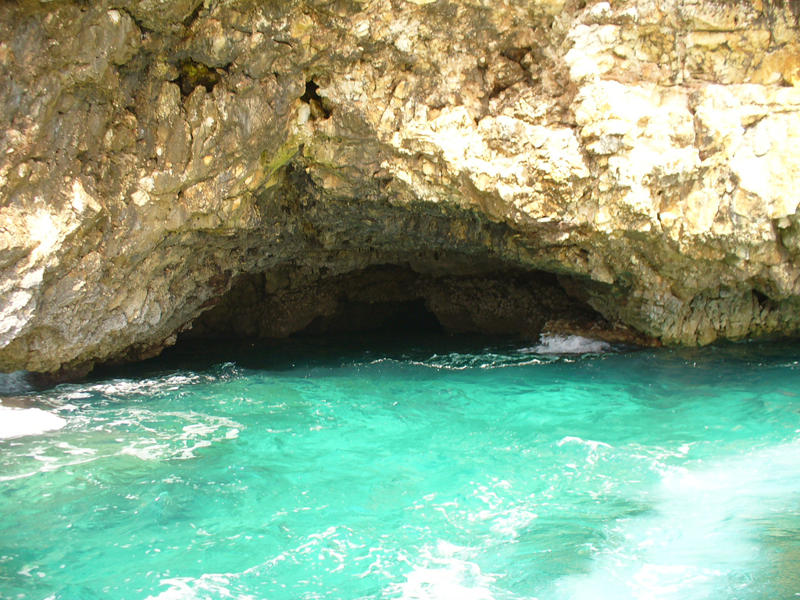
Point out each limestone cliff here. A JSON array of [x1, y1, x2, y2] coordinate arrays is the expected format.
[[1, 0, 800, 375]]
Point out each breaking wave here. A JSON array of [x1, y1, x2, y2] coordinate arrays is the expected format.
[[525, 334, 611, 355]]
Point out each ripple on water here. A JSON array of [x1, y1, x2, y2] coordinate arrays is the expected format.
[[1, 340, 799, 599]]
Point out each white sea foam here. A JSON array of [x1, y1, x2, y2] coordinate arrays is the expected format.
[[148, 526, 356, 599], [146, 573, 255, 600], [392, 541, 498, 600], [406, 352, 550, 371], [557, 436, 612, 450], [488, 506, 539, 539], [553, 439, 800, 599], [0, 406, 66, 439], [526, 334, 610, 355], [557, 436, 613, 465], [79, 374, 204, 397], [118, 411, 241, 461]]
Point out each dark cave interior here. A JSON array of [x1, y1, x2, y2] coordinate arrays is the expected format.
[[179, 262, 625, 344]]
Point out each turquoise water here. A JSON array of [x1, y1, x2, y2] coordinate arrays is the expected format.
[[1, 335, 800, 599]]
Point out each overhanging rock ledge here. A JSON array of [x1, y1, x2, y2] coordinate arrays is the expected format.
[[1, 0, 800, 374]]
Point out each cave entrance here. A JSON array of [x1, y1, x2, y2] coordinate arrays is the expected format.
[[179, 262, 626, 345], [300, 298, 443, 336]]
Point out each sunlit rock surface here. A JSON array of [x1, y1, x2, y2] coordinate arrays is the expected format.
[[1, 0, 799, 374]]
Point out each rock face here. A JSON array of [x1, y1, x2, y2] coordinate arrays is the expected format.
[[1, 0, 800, 374]]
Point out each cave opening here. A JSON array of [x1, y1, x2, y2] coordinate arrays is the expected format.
[[177, 261, 629, 349], [300, 298, 444, 336], [140, 158, 648, 367]]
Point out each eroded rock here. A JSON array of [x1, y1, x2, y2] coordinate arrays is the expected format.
[[1, 0, 800, 374]]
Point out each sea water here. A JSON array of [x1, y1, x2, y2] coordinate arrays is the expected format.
[[1, 334, 799, 600]]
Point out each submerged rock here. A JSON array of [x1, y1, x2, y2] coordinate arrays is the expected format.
[[1, 0, 799, 374]]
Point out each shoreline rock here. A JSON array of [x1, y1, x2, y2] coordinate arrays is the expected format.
[[1, 0, 800, 375]]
